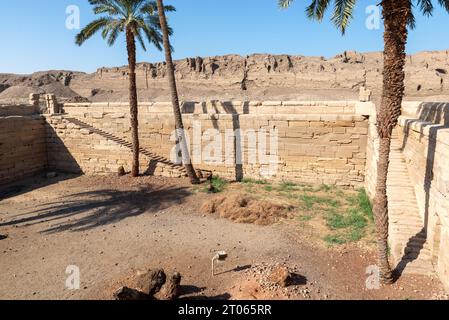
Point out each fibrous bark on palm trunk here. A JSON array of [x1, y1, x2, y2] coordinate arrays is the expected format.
[[156, 0, 200, 184], [374, 0, 411, 284], [126, 26, 140, 177]]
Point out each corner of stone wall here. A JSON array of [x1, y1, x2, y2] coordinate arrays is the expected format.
[[354, 97, 378, 199]]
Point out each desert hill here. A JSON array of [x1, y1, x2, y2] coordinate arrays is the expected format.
[[1, 50, 449, 103]]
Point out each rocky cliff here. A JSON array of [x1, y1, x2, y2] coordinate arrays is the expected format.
[[1, 50, 449, 103]]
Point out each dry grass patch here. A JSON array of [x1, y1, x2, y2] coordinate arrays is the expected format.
[[200, 193, 290, 226], [198, 178, 375, 246]]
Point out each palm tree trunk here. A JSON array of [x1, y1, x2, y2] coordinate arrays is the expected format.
[[374, 0, 411, 284], [126, 27, 140, 177], [156, 0, 200, 184]]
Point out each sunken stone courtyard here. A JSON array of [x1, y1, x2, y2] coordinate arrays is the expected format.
[[1, 90, 448, 300]]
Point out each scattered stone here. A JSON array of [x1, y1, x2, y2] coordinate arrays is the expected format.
[[268, 266, 292, 288], [0, 234, 8, 240], [136, 269, 166, 296], [117, 166, 126, 177], [156, 272, 182, 300], [113, 287, 149, 301]]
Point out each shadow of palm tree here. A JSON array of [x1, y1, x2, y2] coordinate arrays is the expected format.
[[393, 228, 427, 279], [0, 174, 81, 202], [0, 185, 191, 234]]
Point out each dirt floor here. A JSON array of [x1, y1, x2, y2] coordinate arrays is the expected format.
[[0, 173, 448, 300]]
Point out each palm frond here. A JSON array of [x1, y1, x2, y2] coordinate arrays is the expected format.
[[75, 17, 112, 45], [76, 0, 171, 53], [437, 0, 449, 12], [416, 0, 434, 16], [331, 0, 356, 34], [306, 0, 331, 20], [278, 0, 294, 9], [135, 29, 147, 51]]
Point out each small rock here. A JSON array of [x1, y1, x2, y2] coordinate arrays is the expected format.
[[113, 287, 149, 301], [0, 234, 8, 240], [136, 269, 166, 296], [268, 266, 292, 288], [117, 166, 126, 177], [156, 272, 182, 301]]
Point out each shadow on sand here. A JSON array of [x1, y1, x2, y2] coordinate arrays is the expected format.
[[0, 185, 192, 234]]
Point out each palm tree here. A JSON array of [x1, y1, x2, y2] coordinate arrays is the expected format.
[[279, 0, 449, 284], [76, 0, 168, 177], [153, 0, 200, 184]]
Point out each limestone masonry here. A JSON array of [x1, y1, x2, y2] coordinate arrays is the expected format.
[[0, 94, 447, 291], [46, 100, 370, 187]]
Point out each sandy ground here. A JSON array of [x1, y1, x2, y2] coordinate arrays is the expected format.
[[0, 174, 447, 300]]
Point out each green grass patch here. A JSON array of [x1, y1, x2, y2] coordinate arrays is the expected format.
[[298, 214, 314, 222], [348, 228, 364, 242], [322, 188, 373, 245], [357, 189, 374, 222], [264, 185, 274, 192], [324, 234, 347, 245], [326, 209, 368, 230], [278, 181, 299, 192], [317, 184, 333, 192], [346, 189, 374, 221], [300, 185, 315, 192], [241, 178, 270, 185], [300, 194, 340, 210], [209, 176, 228, 193]]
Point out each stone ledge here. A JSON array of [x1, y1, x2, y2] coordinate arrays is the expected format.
[[398, 116, 449, 146], [62, 100, 367, 116]]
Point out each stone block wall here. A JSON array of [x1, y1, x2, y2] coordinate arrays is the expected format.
[[44, 100, 372, 186], [398, 101, 449, 291], [2, 97, 448, 290], [0, 105, 47, 185]]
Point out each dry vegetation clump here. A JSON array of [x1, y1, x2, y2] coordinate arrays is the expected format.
[[197, 178, 375, 246], [200, 193, 289, 226]]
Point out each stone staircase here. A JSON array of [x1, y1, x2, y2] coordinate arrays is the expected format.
[[387, 129, 435, 276]]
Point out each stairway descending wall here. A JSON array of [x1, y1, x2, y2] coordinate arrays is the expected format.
[[387, 129, 434, 276]]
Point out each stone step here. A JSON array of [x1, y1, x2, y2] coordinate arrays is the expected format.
[[386, 131, 435, 277], [399, 265, 435, 277], [395, 259, 435, 276], [390, 215, 421, 219], [387, 180, 413, 184], [404, 246, 431, 256], [389, 210, 421, 216], [391, 218, 424, 224], [390, 230, 426, 237], [393, 237, 427, 246]]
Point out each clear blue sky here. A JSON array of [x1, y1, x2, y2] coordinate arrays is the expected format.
[[1, 0, 448, 74]]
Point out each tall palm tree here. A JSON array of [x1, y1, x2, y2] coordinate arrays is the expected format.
[[279, 0, 449, 283], [76, 0, 168, 177], [154, 0, 200, 184]]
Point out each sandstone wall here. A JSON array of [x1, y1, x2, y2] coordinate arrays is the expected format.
[[398, 101, 449, 291], [44, 101, 372, 187], [0, 105, 47, 185]]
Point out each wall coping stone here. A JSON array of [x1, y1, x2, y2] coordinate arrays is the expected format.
[[398, 115, 449, 146]]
